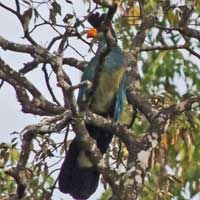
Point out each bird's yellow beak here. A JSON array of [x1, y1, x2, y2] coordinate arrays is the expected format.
[[87, 28, 97, 38]]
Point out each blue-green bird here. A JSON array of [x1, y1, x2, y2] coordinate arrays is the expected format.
[[58, 12, 132, 199]]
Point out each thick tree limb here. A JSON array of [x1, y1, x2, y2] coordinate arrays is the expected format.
[[126, 90, 159, 123], [178, 5, 200, 40], [179, 27, 200, 40], [52, 50, 78, 113], [130, 15, 157, 50], [63, 57, 87, 71], [85, 112, 136, 145], [126, 15, 158, 122], [117, 14, 158, 199]]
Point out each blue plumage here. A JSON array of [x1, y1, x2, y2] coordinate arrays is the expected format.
[[78, 42, 126, 116], [114, 74, 127, 121], [58, 12, 130, 200]]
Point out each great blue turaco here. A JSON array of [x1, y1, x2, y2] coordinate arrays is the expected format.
[[58, 12, 132, 199]]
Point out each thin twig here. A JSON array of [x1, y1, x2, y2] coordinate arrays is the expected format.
[[42, 64, 61, 105], [15, 0, 20, 13], [0, 79, 4, 88], [141, 44, 187, 52], [186, 47, 200, 59]]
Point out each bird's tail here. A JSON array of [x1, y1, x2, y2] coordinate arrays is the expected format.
[[86, 124, 113, 154], [58, 125, 113, 199], [58, 138, 99, 199]]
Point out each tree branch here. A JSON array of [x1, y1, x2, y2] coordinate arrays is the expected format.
[[161, 95, 200, 119], [0, 2, 18, 16], [42, 64, 61, 105], [0, 35, 56, 64], [85, 111, 136, 145], [125, 15, 158, 122], [130, 15, 157, 50], [156, 24, 200, 41], [15, 0, 20, 13], [19, 57, 86, 74], [126, 90, 159, 123], [141, 44, 187, 52], [185, 47, 200, 59], [0, 58, 65, 115]]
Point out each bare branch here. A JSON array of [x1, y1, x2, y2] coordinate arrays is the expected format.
[[125, 14, 158, 123], [69, 80, 92, 91], [19, 58, 44, 74], [15, 85, 49, 115], [15, 0, 20, 13], [85, 111, 136, 145], [0, 2, 18, 16], [0, 58, 65, 115], [179, 27, 200, 40], [185, 47, 200, 59], [141, 44, 187, 52], [126, 90, 159, 123], [0, 35, 56, 63], [19, 57, 86, 74], [52, 54, 78, 114], [63, 57, 87, 71], [141, 43, 200, 59], [42, 64, 61, 105], [156, 25, 200, 41], [130, 15, 157, 50], [162, 95, 200, 119]]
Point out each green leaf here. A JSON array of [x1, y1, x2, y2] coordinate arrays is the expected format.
[[185, 166, 200, 181], [63, 14, 73, 23], [9, 148, 19, 163]]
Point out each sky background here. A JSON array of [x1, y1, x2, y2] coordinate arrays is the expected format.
[[0, 0, 104, 199], [0, 0, 200, 200]]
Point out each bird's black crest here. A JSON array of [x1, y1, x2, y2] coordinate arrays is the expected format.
[[88, 12, 106, 28]]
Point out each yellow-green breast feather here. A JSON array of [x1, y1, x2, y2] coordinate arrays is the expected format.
[[91, 67, 125, 114]]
